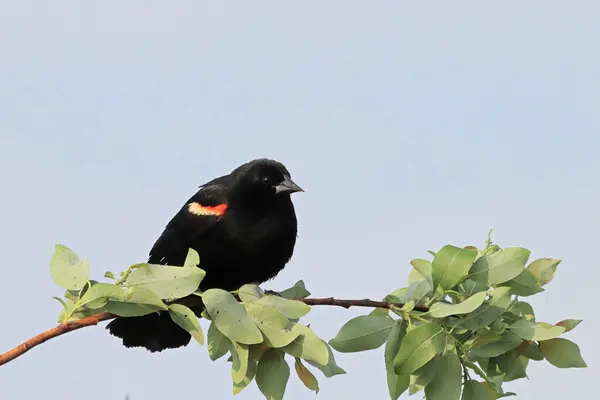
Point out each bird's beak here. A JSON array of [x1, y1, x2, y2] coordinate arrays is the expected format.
[[274, 176, 304, 194]]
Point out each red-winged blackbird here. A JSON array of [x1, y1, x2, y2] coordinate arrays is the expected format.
[[106, 158, 303, 352]]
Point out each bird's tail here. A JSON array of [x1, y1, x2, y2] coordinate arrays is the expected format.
[[106, 312, 191, 352]]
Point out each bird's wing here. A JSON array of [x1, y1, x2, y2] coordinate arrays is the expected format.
[[148, 180, 229, 266]]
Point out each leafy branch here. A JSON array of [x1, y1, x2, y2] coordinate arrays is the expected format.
[[0, 232, 588, 400], [0, 296, 418, 367]]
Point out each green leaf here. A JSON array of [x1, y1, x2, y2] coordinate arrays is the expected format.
[[527, 258, 560, 286], [495, 351, 529, 382], [104, 271, 116, 280], [384, 320, 409, 400], [95, 286, 167, 317], [461, 380, 497, 400], [385, 286, 407, 303], [54, 297, 73, 323], [232, 345, 263, 394], [230, 341, 250, 385], [411, 258, 433, 288], [408, 268, 427, 286], [432, 245, 477, 290], [515, 340, 544, 361], [329, 315, 395, 353], [207, 322, 231, 361], [512, 301, 535, 321], [469, 247, 530, 285], [66, 301, 87, 322], [555, 319, 582, 333], [52, 296, 68, 312], [256, 349, 290, 400], [408, 265, 433, 303], [168, 304, 204, 345], [294, 358, 319, 394], [202, 288, 263, 345], [539, 338, 587, 368], [369, 307, 389, 317], [470, 330, 523, 358], [509, 320, 565, 341], [123, 286, 169, 309], [507, 357, 530, 382], [238, 284, 264, 303], [183, 248, 200, 268], [502, 269, 544, 296], [405, 279, 433, 305], [509, 269, 538, 288], [124, 263, 205, 301], [64, 289, 80, 302], [281, 324, 329, 366], [279, 280, 311, 299], [394, 322, 445, 375], [490, 317, 508, 335], [384, 321, 406, 366], [259, 295, 311, 319], [462, 279, 488, 296], [400, 300, 416, 313], [306, 342, 346, 377], [77, 283, 127, 310], [424, 352, 462, 400], [429, 291, 487, 318], [105, 302, 163, 317], [50, 244, 90, 291], [485, 355, 503, 378], [245, 298, 299, 348], [458, 286, 512, 330], [409, 359, 437, 395]]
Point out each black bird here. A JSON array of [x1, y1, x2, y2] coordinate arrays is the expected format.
[[106, 158, 303, 352]]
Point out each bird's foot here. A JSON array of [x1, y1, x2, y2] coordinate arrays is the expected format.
[[263, 289, 282, 297]]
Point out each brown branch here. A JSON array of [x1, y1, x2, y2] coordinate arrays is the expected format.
[[0, 312, 113, 366], [0, 297, 427, 367], [301, 297, 429, 312]]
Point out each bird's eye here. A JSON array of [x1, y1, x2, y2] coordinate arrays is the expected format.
[[262, 176, 271, 185]]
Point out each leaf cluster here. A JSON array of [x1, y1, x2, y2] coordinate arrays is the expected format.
[[327, 232, 586, 399], [50, 245, 205, 323], [49, 246, 344, 399]]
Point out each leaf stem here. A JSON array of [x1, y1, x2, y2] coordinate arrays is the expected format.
[[114, 264, 141, 285], [485, 229, 493, 251]]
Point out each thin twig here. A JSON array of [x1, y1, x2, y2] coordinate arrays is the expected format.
[[0, 297, 427, 367], [300, 297, 429, 312]]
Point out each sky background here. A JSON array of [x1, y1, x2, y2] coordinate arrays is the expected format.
[[1, 1, 598, 399]]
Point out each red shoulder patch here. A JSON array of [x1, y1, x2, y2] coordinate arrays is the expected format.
[[187, 202, 228, 217]]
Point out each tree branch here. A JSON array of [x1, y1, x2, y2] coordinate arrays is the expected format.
[[0, 297, 427, 367], [301, 297, 429, 312], [0, 312, 114, 366]]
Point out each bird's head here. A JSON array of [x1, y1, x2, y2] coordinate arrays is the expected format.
[[231, 159, 303, 202]]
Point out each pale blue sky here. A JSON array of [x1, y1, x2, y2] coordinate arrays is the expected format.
[[1, 1, 598, 399]]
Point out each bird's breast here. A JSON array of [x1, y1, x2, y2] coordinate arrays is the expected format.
[[193, 204, 298, 291], [225, 208, 297, 255]]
